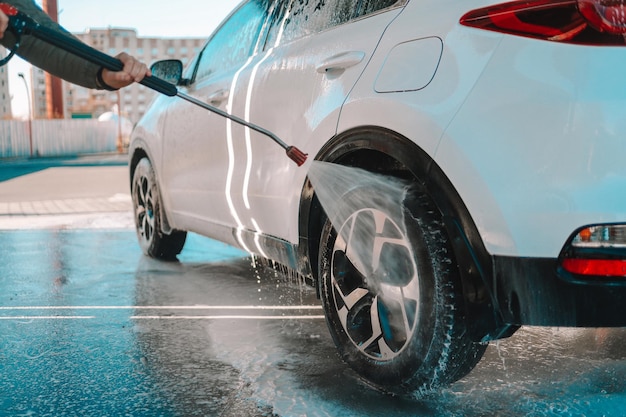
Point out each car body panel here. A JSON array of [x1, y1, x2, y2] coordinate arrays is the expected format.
[[440, 37, 626, 258]]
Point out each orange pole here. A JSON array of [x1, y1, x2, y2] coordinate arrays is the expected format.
[[42, 0, 64, 119]]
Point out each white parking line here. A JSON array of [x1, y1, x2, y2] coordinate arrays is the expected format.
[[0, 315, 325, 321], [0, 305, 323, 310], [132, 315, 325, 320], [0, 305, 325, 320], [0, 316, 96, 320]]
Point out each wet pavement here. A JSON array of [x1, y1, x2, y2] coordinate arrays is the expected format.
[[1, 155, 626, 416]]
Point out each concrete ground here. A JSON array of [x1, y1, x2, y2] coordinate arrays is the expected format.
[[0, 153, 134, 229]]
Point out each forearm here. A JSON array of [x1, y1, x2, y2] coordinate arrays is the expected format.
[[15, 36, 101, 89], [0, 0, 100, 89]]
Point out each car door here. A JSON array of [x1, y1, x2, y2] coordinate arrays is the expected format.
[[223, 0, 408, 244], [159, 0, 274, 239]]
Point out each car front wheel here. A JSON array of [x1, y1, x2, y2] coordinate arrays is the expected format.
[[131, 157, 186, 260], [318, 185, 486, 395]]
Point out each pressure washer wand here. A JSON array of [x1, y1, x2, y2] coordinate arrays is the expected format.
[[0, 3, 308, 166]]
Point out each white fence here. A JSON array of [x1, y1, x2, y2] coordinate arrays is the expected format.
[[0, 119, 119, 159]]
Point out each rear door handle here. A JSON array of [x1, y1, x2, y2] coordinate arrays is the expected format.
[[316, 51, 366, 74], [207, 89, 230, 105]]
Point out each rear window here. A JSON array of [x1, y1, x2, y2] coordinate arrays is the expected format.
[[359, 0, 405, 17], [269, 0, 406, 46]]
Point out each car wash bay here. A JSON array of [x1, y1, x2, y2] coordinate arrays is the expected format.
[[0, 157, 625, 416]]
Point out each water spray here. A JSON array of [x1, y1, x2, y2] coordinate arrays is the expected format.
[[308, 161, 412, 280]]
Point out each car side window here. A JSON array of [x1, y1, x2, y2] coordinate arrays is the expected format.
[[265, 0, 405, 47], [269, 0, 360, 46], [264, 0, 291, 49], [357, 0, 406, 17], [194, 0, 272, 81]]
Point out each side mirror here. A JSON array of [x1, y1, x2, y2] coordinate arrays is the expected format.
[[150, 59, 184, 86]]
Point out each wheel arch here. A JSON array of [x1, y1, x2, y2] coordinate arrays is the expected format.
[[299, 125, 513, 341]]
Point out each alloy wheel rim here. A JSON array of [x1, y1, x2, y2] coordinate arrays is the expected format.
[[134, 174, 155, 244], [330, 208, 419, 361]]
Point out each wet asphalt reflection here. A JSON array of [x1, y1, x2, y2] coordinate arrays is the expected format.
[[1, 230, 626, 416]]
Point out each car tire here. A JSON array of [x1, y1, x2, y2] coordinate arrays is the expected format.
[[132, 157, 186, 260], [318, 185, 486, 395]]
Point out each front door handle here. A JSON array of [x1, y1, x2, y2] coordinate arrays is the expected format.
[[316, 51, 366, 74]]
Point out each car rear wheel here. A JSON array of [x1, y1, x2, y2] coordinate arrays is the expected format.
[[132, 157, 186, 260], [318, 185, 486, 395]]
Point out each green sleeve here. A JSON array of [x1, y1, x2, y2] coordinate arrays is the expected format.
[[1, 0, 102, 89]]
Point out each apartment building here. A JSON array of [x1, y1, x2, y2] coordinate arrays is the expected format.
[[0, 48, 12, 120], [31, 28, 205, 123]]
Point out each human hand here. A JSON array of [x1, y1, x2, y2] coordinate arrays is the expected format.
[[0, 9, 8, 39], [101, 52, 151, 89]]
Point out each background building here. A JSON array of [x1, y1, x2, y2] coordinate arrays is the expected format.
[[0, 48, 12, 120], [30, 28, 204, 123], [31, 68, 47, 119]]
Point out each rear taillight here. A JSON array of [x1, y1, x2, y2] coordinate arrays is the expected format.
[[562, 258, 626, 276], [560, 225, 626, 279], [460, 0, 626, 45], [578, 0, 626, 34]]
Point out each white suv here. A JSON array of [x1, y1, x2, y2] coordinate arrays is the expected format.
[[129, 0, 626, 394]]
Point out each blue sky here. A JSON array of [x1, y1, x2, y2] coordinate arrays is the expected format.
[[53, 0, 241, 37], [7, 0, 242, 117]]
